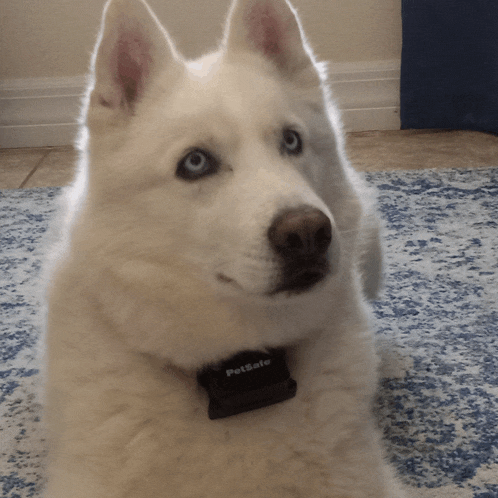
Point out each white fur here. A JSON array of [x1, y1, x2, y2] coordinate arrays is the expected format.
[[44, 0, 404, 496]]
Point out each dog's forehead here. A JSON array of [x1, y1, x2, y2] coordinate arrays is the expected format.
[[168, 56, 289, 129]]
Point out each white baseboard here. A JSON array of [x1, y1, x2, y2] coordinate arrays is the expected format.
[[0, 61, 400, 148], [328, 60, 401, 132], [0, 76, 86, 149]]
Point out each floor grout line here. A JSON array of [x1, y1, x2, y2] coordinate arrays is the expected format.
[[18, 149, 53, 188]]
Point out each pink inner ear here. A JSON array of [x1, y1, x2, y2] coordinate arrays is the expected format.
[[245, 2, 286, 58], [114, 31, 151, 107]]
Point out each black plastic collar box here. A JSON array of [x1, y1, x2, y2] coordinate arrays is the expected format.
[[197, 348, 297, 420]]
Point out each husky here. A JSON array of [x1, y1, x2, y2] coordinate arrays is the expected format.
[[44, 0, 405, 496]]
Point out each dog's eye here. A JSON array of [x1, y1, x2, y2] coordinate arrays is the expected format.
[[176, 149, 219, 180], [281, 129, 303, 155]]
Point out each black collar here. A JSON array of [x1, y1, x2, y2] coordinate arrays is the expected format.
[[197, 348, 297, 420]]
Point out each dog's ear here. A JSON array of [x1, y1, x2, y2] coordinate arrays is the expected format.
[[223, 0, 317, 78], [89, 0, 178, 114]]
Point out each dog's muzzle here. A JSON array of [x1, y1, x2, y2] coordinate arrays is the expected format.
[[268, 206, 332, 295]]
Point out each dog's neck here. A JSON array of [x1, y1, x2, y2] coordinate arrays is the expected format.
[[161, 348, 297, 420]]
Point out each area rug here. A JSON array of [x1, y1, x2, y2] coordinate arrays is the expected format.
[[1, 167, 497, 497]]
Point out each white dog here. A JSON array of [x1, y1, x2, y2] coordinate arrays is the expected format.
[[44, 0, 405, 496]]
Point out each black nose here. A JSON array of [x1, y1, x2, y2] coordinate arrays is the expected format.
[[268, 206, 332, 259]]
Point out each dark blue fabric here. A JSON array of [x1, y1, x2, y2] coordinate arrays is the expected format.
[[400, 0, 498, 133]]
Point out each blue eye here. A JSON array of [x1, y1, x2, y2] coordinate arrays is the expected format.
[[176, 149, 219, 180], [282, 129, 303, 155]]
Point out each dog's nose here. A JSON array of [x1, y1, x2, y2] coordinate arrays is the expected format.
[[268, 206, 332, 259]]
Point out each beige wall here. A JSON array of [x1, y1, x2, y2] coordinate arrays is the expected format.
[[1, 0, 401, 80]]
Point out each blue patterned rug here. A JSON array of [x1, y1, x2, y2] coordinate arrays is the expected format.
[[1, 168, 498, 497]]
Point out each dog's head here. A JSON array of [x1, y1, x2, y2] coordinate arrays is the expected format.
[[83, 0, 366, 301]]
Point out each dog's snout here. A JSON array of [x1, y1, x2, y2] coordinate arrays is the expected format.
[[268, 207, 332, 259]]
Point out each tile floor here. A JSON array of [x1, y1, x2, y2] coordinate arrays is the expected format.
[[1, 130, 497, 189]]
